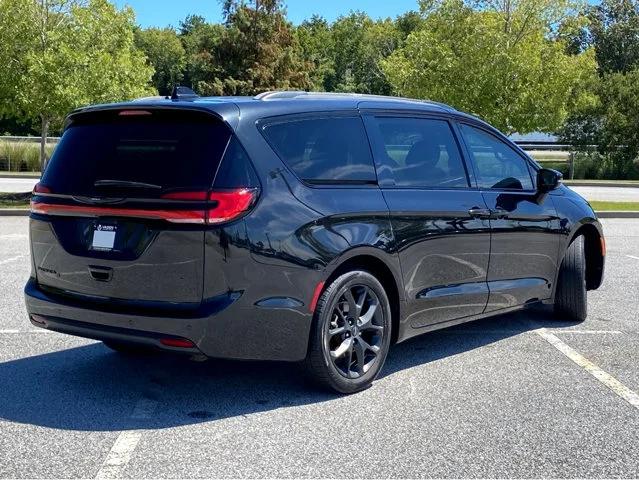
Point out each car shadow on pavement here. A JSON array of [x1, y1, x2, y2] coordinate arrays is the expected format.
[[0, 305, 577, 432]]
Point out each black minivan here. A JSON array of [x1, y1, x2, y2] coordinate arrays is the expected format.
[[25, 91, 605, 393]]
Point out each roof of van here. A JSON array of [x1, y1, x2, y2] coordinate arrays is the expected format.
[[68, 91, 480, 130]]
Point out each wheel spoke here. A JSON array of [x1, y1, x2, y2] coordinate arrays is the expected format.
[[344, 289, 357, 317], [330, 337, 353, 359], [358, 300, 378, 329], [359, 337, 380, 354], [355, 287, 367, 317], [328, 325, 347, 337], [353, 341, 366, 375]]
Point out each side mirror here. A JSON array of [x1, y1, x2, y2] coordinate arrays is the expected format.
[[537, 168, 562, 192]]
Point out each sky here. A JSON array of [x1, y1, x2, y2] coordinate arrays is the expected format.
[[113, 0, 420, 28]]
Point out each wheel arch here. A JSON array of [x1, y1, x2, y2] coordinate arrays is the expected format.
[[323, 249, 403, 345], [565, 221, 605, 291]]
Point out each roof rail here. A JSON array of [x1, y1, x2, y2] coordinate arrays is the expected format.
[[254, 91, 309, 100]]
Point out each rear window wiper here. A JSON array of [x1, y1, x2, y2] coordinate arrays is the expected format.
[[94, 179, 162, 190]]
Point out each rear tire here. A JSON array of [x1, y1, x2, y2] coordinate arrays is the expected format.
[[554, 235, 587, 322], [103, 340, 157, 355], [305, 270, 392, 394]]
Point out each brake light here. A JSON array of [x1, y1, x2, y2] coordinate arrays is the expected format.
[[32, 183, 51, 194], [118, 110, 152, 116], [31, 188, 258, 224], [207, 188, 257, 224], [160, 188, 257, 223]]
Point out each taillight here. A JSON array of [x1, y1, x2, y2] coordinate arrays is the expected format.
[[32, 183, 51, 194], [207, 188, 257, 224], [30, 188, 258, 224], [161, 191, 208, 201], [160, 188, 257, 224]]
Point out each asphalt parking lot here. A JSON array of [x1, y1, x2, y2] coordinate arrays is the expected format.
[[0, 216, 638, 478]]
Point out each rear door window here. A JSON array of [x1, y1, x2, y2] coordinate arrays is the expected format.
[[261, 116, 376, 184], [41, 109, 232, 197], [368, 116, 469, 188]]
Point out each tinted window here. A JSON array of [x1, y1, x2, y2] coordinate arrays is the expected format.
[[262, 116, 376, 184], [214, 137, 259, 188], [460, 124, 533, 190], [42, 110, 231, 197], [371, 117, 468, 188]]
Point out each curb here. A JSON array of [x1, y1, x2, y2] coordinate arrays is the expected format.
[[564, 181, 639, 188], [3, 209, 639, 218], [594, 211, 639, 218], [0, 209, 30, 216], [0, 174, 40, 179]]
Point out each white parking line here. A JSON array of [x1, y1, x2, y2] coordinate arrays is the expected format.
[[0, 255, 25, 266], [536, 328, 639, 411], [627, 255, 639, 261], [0, 234, 28, 239], [552, 330, 624, 335], [442, 329, 623, 335], [95, 397, 158, 479], [0, 329, 55, 334]]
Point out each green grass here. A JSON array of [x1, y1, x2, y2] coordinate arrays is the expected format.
[[529, 151, 570, 162], [0, 192, 30, 208], [0, 140, 55, 172], [589, 201, 639, 211]]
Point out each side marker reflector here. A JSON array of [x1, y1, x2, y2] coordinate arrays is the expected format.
[[160, 338, 195, 348], [309, 281, 325, 313]]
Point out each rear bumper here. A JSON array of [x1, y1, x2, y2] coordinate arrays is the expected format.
[[24, 278, 312, 361]]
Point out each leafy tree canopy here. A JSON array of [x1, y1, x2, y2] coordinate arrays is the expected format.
[[0, 0, 155, 168], [382, 0, 595, 134], [135, 27, 186, 96]]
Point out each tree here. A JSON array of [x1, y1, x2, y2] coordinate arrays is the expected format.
[[382, 0, 595, 134], [0, 0, 154, 170], [135, 27, 186, 96], [588, 0, 639, 75], [179, 15, 225, 93], [206, 0, 312, 95], [327, 13, 401, 95], [559, 0, 639, 179], [296, 15, 335, 91]]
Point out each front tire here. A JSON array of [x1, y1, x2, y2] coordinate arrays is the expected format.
[[554, 235, 587, 322], [305, 270, 392, 394]]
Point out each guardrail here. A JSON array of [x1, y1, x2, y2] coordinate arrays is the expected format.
[[0, 136, 60, 144]]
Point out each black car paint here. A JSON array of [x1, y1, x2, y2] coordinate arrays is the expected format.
[[24, 95, 605, 362]]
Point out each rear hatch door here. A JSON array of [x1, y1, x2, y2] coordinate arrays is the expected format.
[[30, 108, 232, 306]]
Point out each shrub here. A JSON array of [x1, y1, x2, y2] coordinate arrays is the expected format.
[[0, 140, 55, 172]]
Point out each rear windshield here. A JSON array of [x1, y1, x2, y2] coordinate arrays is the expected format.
[[42, 109, 231, 197]]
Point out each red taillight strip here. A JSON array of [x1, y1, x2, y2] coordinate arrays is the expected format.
[[208, 189, 257, 224], [161, 191, 208, 201], [30, 188, 258, 224], [30, 201, 206, 223]]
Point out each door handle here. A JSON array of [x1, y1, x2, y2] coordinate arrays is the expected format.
[[468, 207, 492, 219]]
